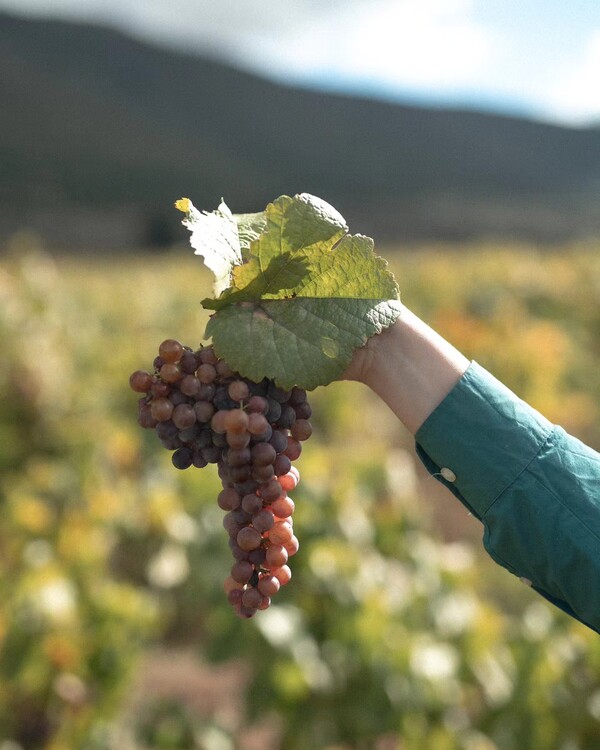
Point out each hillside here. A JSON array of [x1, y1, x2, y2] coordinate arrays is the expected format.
[[1, 12, 599, 248]]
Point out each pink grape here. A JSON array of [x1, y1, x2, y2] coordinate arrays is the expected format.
[[272, 565, 292, 585], [265, 544, 288, 568], [159, 339, 184, 363], [284, 535, 300, 556], [284, 438, 302, 460], [231, 560, 253, 583], [248, 413, 269, 435], [271, 496, 295, 518], [252, 509, 275, 534], [258, 574, 280, 597], [241, 493, 263, 515], [269, 521, 294, 545], [291, 419, 312, 441], [237, 526, 262, 551], [218, 488, 242, 511], [224, 408, 249, 434], [279, 472, 298, 492], [129, 370, 153, 393], [241, 587, 263, 610], [197, 363, 217, 383], [150, 398, 173, 422], [259, 479, 283, 503], [228, 380, 250, 402], [160, 363, 182, 383]]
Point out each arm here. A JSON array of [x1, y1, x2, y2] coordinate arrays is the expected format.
[[346, 306, 600, 633], [343, 305, 470, 434]]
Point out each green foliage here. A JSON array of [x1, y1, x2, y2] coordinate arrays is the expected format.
[[205, 297, 402, 391], [176, 198, 242, 296], [2, 241, 600, 750], [0, 250, 161, 749], [180, 193, 401, 389]]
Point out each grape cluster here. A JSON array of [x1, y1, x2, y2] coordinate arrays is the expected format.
[[129, 339, 312, 618]]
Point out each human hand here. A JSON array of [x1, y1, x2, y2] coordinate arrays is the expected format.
[[340, 333, 380, 384], [337, 307, 469, 435]]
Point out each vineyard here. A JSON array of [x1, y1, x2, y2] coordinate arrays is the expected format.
[[2, 236, 600, 749]]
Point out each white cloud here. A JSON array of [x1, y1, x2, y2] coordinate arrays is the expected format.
[[0, 0, 493, 92], [543, 29, 600, 123], [227, 0, 494, 92], [79, 0, 353, 58], [0, 0, 346, 44]]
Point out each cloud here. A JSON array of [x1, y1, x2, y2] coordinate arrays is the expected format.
[[240, 0, 494, 92], [0, 0, 493, 93], [0, 0, 350, 44], [77, 0, 355, 56], [543, 29, 600, 123], [156, 0, 494, 97]]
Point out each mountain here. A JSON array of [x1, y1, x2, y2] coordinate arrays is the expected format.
[[1, 11, 599, 249]]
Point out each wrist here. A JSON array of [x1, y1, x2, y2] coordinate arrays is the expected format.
[[357, 306, 470, 434]]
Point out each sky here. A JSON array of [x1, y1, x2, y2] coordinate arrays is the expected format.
[[1, 0, 600, 127]]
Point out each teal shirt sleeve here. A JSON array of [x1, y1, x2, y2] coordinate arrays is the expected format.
[[415, 361, 600, 633]]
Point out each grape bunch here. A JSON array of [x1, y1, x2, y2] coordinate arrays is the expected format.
[[129, 339, 312, 618]]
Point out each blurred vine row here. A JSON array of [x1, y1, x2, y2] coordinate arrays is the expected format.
[[1, 235, 600, 750]]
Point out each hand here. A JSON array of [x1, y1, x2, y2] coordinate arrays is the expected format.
[[340, 336, 378, 384], [337, 307, 469, 434], [340, 305, 406, 384]]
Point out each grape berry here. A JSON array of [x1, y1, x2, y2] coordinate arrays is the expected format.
[[130, 339, 312, 618]]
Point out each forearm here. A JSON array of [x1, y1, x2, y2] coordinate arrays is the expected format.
[[349, 306, 470, 434]]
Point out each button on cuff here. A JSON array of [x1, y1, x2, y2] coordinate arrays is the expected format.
[[415, 361, 553, 518], [440, 467, 456, 482]]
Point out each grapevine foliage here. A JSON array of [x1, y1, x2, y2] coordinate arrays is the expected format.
[[177, 193, 402, 389]]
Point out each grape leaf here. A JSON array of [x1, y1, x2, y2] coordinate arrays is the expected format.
[[234, 211, 267, 258], [203, 194, 348, 307], [192, 193, 401, 389], [203, 232, 397, 310], [205, 296, 402, 390], [203, 195, 346, 307], [175, 197, 242, 296]]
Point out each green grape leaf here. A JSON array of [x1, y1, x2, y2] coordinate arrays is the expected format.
[[205, 297, 402, 390], [202, 194, 352, 309], [203, 232, 397, 311], [175, 197, 242, 296], [234, 211, 267, 258], [186, 192, 402, 389]]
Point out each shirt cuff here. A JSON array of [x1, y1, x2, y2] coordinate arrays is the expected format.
[[415, 361, 554, 519]]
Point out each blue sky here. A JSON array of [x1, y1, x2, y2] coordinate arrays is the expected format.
[[1, 0, 599, 126]]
